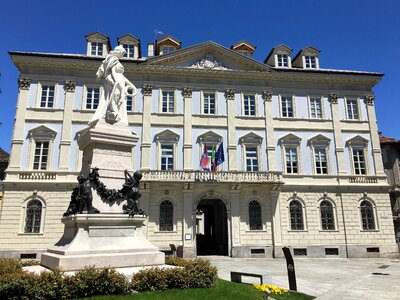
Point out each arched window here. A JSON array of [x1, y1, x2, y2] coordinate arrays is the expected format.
[[249, 200, 262, 230], [159, 200, 173, 231], [24, 199, 42, 233], [289, 200, 304, 230], [320, 200, 335, 230], [360, 200, 375, 230]]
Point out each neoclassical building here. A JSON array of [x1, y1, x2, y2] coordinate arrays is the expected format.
[[0, 32, 397, 259]]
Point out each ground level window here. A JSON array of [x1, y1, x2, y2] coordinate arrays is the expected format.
[[24, 200, 42, 233], [159, 200, 173, 231], [249, 200, 262, 230], [360, 200, 375, 230], [290, 200, 304, 230]]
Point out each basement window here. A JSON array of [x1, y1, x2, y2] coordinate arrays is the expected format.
[[367, 247, 380, 253], [293, 248, 307, 256], [325, 248, 339, 256]]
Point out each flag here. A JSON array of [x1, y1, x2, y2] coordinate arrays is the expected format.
[[200, 143, 210, 172], [211, 145, 215, 174], [215, 142, 225, 168]]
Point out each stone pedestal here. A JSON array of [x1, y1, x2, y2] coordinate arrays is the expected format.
[[41, 214, 165, 271]]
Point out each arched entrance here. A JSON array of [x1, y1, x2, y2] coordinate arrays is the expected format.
[[196, 198, 228, 256]]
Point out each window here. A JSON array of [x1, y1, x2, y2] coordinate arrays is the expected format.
[[33, 141, 49, 170], [203, 93, 215, 114], [123, 44, 135, 58], [91, 42, 103, 56], [346, 99, 359, 120], [246, 146, 259, 171], [309, 97, 322, 119], [360, 200, 375, 230], [126, 88, 134, 112], [159, 200, 173, 231], [162, 91, 174, 113], [86, 87, 100, 110], [249, 200, 262, 230], [320, 200, 335, 230], [289, 200, 304, 230], [161, 45, 175, 55], [285, 147, 298, 174], [281, 96, 293, 117], [353, 149, 366, 175], [243, 95, 256, 116], [24, 199, 42, 233], [160, 145, 174, 170], [277, 54, 289, 67], [304, 56, 316, 68], [314, 147, 328, 174], [40, 85, 55, 108], [238, 50, 250, 57]]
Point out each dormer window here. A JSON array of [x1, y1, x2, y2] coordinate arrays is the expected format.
[[231, 40, 256, 57], [118, 34, 141, 59], [238, 50, 250, 57], [277, 54, 289, 67], [305, 56, 317, 69], [123, 44, 134, 58], [155, 35, 181, 56], [91, 42, 103, 56], [160, 45, 176, 55]]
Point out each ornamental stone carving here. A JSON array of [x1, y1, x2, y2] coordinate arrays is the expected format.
[[329, 93, 339, 104], [183, 87, 193, 98], [364, 95, 374, 106], [64, 80, 76, 92], [225, 89, 235, 100], [191, 53, 228, 70], [262, 90, 273, 101], [142, 85, 153, 96], [18, 77, 31, 90]]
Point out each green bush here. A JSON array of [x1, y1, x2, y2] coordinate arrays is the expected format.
[[131, 258, 217, 292], [0, 258, 23, 279]]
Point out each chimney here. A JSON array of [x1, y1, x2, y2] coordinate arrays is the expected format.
[[148, 43, 154, 57]]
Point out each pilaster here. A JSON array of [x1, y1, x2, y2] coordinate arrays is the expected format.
[[140, 185, 151, 239], [183, 87, 193, 171], [8, 78, 31, 171], [230, 187, 241, 246], [263, 90, 277, 171], [141, 85, 152, 171], [271, 190, 282, 247], [58, 81, 75, 170], [329, 94, 347, 175], [364, 95, 385, 175], [182, 184, 195, 257], [225, 89, 237, 170]]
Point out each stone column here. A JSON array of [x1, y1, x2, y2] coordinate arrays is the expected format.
[[365, 95, 385, 176], [183, 87, 193, 171], [329, 94, 347, 175], [141, 85, 152, 171], [140, 185, 151, 239], [226, 89, 237, 170], [271, 190, 282, 255], [230, 187, 241, 257], [58, 80, 75, 170], [263, 90, 277, 171], [8, 78, 31, 171], [182, 184, 195, 257]]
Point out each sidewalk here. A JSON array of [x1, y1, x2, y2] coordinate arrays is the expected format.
[[205, 256, 400, 299]]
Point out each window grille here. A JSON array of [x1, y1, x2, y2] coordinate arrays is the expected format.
[[290, 200, 304, 230], [360, 200, 375, 230], [249, 200, 262, 230], [320, 200, 335, 230], [160, 200, 173, 231], [24, 200, 42, 233]]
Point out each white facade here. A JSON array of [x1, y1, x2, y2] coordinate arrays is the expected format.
[[0, 34, 397, 259]]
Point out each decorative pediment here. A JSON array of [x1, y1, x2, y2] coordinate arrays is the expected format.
[[27, 125, 57, 140], [117, 33, 140, 44], [85, 32, 109, 43], [154, 129, 180, 143], [197, 131, 223, 144], [278, 133, 301, 145], [239, 132, 263, 145], [144, 41, 272, 72], [293, 45, 320, 67], [264, 44, 293, 65], [347, 135, 369, 147], [308, 134, 330, 146]]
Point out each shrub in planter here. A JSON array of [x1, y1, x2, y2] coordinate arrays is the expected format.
[[131, 267, 169, 292]]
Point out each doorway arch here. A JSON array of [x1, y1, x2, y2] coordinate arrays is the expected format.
[[195, 198, 228, 256]]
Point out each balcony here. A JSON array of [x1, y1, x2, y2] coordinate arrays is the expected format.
[[141, 170, 282, 183], [18, 171, 57, 180]]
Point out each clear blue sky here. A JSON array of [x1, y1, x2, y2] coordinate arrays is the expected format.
[[0, 0, 399, 153]]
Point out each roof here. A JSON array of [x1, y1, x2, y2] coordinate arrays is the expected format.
[[379, 135, 400, 144], [231, 40, 256, 50], [0, 148, 9, 163]]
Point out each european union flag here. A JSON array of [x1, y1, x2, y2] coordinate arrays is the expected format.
[[215, 143, 225, 167]]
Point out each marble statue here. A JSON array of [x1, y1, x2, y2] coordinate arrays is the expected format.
[[89, 46, 137, 126]]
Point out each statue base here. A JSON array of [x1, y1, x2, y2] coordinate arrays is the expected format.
[[40, 214, 165, 271]]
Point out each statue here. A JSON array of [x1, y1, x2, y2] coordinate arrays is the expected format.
[[120, 170, 145, 217], [63, 174, 100, 217], [89, 45, 137, 126]]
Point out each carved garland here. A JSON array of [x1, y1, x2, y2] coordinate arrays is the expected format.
[[142, 85, 153, 96], [262, 90, 272, 101], [183, 87, 193, 98], [329, 93, 339, 104], [64, 80, 76, 92], [18, 77, 31, 90], [364, 95, 374, 106], [225, 89, 235, 100]]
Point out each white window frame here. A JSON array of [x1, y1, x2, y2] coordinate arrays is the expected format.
[[90, 42, 104, 56], [27, 126, 56, 171], [37, 83, 56, 108], [160, 89, 175, 113], [83, 85, 102, 110], [345, 98, 360, 120], [244, 146, 260, 172], [122, 44, 135, 58], [304, 55, 317, 69], [318, 198, 337, 231], [308, 134, 331, 175], [280, 95, 295, 118], [239, 133, 263, 172], [155, 130, 180, 170], [308, 96, 323, 119], [160, 45, 176, 55], [242, 93, 257, 116], [351, 148, 367, 175], [201, 91, 217, 115], [280, 134, 302, 175], [126, 87, 135, 112], [347, 135, 369, 175], [198, 131, 223, 171], [276, 54, 290, 67], [19, 197, 46, 234]]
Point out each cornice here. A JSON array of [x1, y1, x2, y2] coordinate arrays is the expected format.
[[10, 52, 382, 87]]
